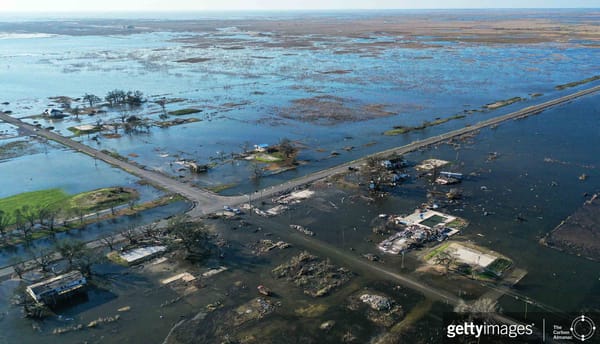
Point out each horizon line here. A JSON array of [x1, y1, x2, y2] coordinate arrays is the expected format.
[[2, 7, 598, 13]]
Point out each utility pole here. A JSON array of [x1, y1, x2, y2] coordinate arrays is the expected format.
[[401, 251, 405, 269]]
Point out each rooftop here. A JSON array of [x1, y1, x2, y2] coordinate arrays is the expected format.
[[26, 270, 86, 301], [119, 245, 167, 264]]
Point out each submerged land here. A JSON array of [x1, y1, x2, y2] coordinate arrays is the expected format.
[[0, 9, 599, 344]]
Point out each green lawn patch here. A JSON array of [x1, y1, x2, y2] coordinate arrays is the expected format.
[[486, 258, 512, 276], [384, 126, 413, 136], [68, 187, 139, 213], [107, 251, 129, 266], [446, 218, 469, 230], [0, 187, 138, 225], [253, 153, 284, 163], [424, 242, 450, 261], [168, 108, 202, 116], [484, 97, 524, 110], [0, 189, 69, 223]]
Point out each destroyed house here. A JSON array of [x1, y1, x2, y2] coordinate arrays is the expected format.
[[439, 171, 463, 179], [381, 157, 406, 170], [26, 271, 87, 305]]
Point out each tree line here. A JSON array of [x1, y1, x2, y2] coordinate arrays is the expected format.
[[82, 89, 145, 108]]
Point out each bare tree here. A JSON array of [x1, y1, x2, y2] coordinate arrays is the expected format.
[[72, 105, 81, 120], [168, 215, 211, 261], [73, 247, 103, 277], [29, 248, 55, 273], [36, 205, 50, 227], [11, 257, 27, 280], [83, 93, 101, 107], [157, 98, 167, 118], [0, 210, 10, 241], [121, 226, 138, 246], [142, 223, 160, 240], [13, 209, 26, 232], [47, 208, 60, 232], [101, 233, 118, 251], [119, 110, 129, 123], [55, 239, 86, 269], [21, 205, 37, 228], [22, 225, 34, 246], [76, 207, 86, 224], [278, 137, 296, 162], [128, 199, 137, 210], [250, 160, 264, 183], [434, 250, 455, 275]]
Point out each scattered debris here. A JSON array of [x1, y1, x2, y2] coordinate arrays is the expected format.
[[360, 294, 393, 311], [290, 224, 315, 236], [252, 239, 291, 254], [257, 285, 272, 296], [416, 159, 450, 172], [320, 320, 335, 331], [53, 324, 83, 335], [274, 189, 315, 205], [232, 298, 278, 326], [161, 272, 196, 285], [87, 315, 120, 328], [362, 253, 380, 262], [202, 266, 228, 278], [348, 292, 404, 327], [272, 251, 352, 297]]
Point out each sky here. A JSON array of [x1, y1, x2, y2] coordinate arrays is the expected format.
[[1, 0, 598, 12]]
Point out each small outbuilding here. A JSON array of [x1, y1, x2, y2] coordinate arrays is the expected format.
[[253, 143, 269, 152]]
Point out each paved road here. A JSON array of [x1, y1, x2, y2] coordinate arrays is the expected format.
[[238, 84, 600, 211], [0, 112, 242, 215], [2, 84, 599, 219]]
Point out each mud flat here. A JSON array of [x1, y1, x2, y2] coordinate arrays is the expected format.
[[541, 194, 600, 261], [279, 95, 393, 125]]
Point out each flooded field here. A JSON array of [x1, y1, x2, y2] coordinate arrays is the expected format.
[[0, 9, 599, 344], [1, 10, 599, 193]]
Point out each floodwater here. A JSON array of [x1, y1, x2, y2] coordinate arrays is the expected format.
[[0, 94, 596, 343], [0, 9, 599, 344], [1, 10, 598, 193]]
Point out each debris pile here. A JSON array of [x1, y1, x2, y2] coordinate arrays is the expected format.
[[232, 298, 278, 326], [272, 251, 352, 297]]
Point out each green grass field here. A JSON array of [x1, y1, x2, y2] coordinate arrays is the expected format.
[[0, 189, 69, 222], [0, 187, 138, 224], [168, 108, 202, 116], [423, 242, 451, 261]]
